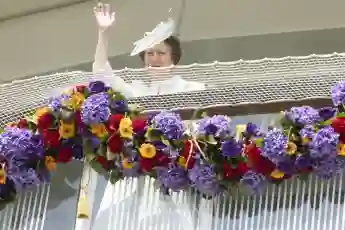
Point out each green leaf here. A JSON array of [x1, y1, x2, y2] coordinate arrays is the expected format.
[[83, 138, 97, 162], [109, 169, 122, 184], [89, 158, 108, 176], [0, 128, 4, 134], [255, 137, 264, 147], [336, 111, 345, 118], [298, 172, 310, 181], [206, 135, 217, 145]]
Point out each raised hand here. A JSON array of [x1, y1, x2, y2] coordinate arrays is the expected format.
[[93, 2, 116, 32]]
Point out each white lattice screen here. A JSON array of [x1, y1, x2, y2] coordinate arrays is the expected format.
[[1, 53, 345, 230]]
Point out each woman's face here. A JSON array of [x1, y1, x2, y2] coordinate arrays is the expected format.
[[144, 42, 173, 67]]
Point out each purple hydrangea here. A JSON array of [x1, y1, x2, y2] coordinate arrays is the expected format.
[[81, 92, 110, 125], [295, 155, 312, 171], [156, 165, 189, 192], [197, 115, 231, 138], [0, 128, 45, 193], [285, 106, 321, 126], [88, 81, 106, 94], [221, 139, 242, 157], [151, 111, 185, 140], [331, 80, 345, 106], [245, 122, 262, 137], [240, 170, 267, 195], [110, 99, 128, 113], [309, 126, 339, 160], [312, 157, 345, 179], [188, 164, 220, 196], [262, 129, 289, 163], [299, 125, 315, 140], [318, 107, 336, 121], [49, 94, 71, 111]]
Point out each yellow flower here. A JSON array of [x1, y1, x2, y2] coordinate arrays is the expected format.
[[302, 137, 311, 145], [119, 117, 133, 139], [270, 169, 284, 179], [35, 107, 51, 118], [0, 162, 7, 184], [59, 121, 75, 139], [286, 142, 297, 155], [66, 92, 85, 110], [338, 144, 345, 156], [90, 123, 108, 138], [122, 158, 133, 169], [139, 143, 156, 159], [45, 156, 57, 171], [178, 157, 186, 167]]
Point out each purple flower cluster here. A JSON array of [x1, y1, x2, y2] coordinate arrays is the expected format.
[[240, 170, 267, 195], [285, 106, 321, 126], [0, 128, 45, 195], [88, 81, 106, 94], [81, 92, 110, 125], [157, 165, 189, 191], [312, 157, 345, 179], [309, 126, 339, 159], [299, 125, 315, 140], [331, 81, 345, 106], [262, 129, 289, 163], [221, 139, 242, 157], [188, 164, 220, 196], [49, 94, 71, 111], [197, 115, 231, 138], [151, 111, 185, 140]]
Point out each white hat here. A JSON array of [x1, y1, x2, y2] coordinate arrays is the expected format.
[[130, 18, 175, 56]]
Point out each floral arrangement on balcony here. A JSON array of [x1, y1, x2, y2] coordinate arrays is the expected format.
[[1, 79, 345, 206]]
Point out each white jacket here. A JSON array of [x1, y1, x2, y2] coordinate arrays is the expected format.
[[93, 61, 205, 98]]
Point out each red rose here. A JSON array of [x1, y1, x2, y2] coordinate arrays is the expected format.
[[332, 117, 345, 134], [107, 134, 123, 154], [156, 152, 170, 167], [108, 114, 124, 133], [140, 157, 154, 172], [223, 161, 249, 180], [132, 118, 147, 134], [37, 113, 55, 131], [57, 147, 73, 163], [75, 85, 87, 94], [245, 144, 275, 175], [42, 130, 60, 148], [17, 119, 29, 129], [140, 152, 170, 172], [96, 156, 109, 169], [181, 141, 198, 169]]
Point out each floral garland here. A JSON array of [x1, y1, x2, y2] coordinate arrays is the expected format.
[[1, 80, 345, 207]]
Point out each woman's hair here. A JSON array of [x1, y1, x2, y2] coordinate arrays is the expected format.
[[139, 36, 182, 65]]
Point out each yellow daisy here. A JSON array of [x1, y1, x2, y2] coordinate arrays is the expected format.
[[45, 156, 57, 171], [119, 117, 133, 139], [270, 169, 285, 179], [139, 143, 156, 159], [59, 121, 75, 139], [90, 123, 108, 139], [0, 162, 7, 184], [67, 92, 85, 110], [338, 144, 345, 156], [122, 158, 133, 169], [286, 142, 297, 155]]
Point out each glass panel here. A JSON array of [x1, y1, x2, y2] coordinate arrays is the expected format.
[[0, 160, 83, 230]]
